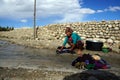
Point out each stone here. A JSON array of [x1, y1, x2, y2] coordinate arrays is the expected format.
[[99, 39, 106, 42], [107, 39, 113, 43], [108, 25, 112, 28], [114, 27, 119, 30]]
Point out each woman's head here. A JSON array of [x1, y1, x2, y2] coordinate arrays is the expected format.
[[65, 27, 73, 36]]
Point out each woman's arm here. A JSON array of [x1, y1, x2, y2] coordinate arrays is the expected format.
[[62, 36, 68, 46], [59, 37, 68, 51]]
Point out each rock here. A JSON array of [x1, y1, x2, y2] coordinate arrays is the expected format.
[[63, 70, 120, 80], [107, 39, 113, 43], [99, 39, 106, 43], [108, 25, 112, 28], [114, 27, 119, 30]]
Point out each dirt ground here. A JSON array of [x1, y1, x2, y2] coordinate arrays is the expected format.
[[0, 67, 120, 80], [0, 67, 74, 80], [0, 40, 120, 80]]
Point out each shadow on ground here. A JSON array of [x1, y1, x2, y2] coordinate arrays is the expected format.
[[63, 70, 120, 80]]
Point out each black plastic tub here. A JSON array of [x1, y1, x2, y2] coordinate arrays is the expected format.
[[86, 40, 103, 51]]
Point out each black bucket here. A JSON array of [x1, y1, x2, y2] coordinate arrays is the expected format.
[[86, 40, 103, 51]]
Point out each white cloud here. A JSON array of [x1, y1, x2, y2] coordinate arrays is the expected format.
[[0, 0, 120, 24], [55, 8, 95, 23], [97, 10, 104, 13], [0, 0, 96, 23], [108, 6, 120, 11], [102, 6, 120, 12], [20, 19, 27, 23], [0, 0, 34, 19], [97, 6, 120, 13], [37, 0, 95, 23]]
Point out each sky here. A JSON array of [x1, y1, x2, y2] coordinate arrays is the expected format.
[[0, 0, 120, 28]]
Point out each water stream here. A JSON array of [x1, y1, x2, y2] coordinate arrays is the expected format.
[[0, 40, 79, 72]]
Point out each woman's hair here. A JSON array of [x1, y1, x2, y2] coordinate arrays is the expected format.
[[65, 27, 73, 34]]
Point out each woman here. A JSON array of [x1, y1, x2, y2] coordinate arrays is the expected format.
[[60, 27, 84, 56]]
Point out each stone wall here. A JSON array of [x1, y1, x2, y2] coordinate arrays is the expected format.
[[0, 20, 119, 52], [38, 20, 120, 43], [37, 20, 120, 53]]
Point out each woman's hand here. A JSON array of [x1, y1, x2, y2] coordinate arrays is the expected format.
[[69, 48, 73, 51], [58, 46, 64, 51], [70, 44, 75, 51]]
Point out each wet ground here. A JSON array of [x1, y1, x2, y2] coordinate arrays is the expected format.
[[0, 40, 78, 72], [0, 40, 120, 80]]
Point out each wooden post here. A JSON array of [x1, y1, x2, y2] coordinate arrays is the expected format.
[[33, 0, 37, 39]]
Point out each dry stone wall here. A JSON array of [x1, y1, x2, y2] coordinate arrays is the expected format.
[[0, 20, 119, 52], [37, 20, 120, 53], [38, 20, 120, 44]]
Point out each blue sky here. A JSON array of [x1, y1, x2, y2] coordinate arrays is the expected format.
[[0, 0, 120, 28]]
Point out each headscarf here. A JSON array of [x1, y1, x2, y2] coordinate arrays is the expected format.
[[65, 27, 73, 34]]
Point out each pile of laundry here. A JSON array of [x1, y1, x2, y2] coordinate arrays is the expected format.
[[72, 54, 111, 70]]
